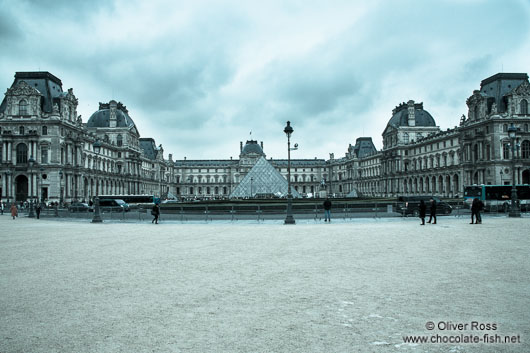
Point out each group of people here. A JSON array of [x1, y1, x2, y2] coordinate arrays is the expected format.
[[418, 199, 438, 225], [1, 202, 42, 220]]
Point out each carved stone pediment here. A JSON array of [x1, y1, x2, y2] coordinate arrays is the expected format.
[[510, 80, 530, 96], [6, 80, 42, 97]]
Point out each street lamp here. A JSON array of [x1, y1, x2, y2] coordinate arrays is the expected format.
[[508, 124, 521, 217], [92, 139, 103, 223], [284, 121, 295, 225], [250, 177, 254, 199], [28, 156, 35, 218]]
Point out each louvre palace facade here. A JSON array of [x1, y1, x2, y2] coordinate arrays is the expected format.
[[1, 71, 529, 204]]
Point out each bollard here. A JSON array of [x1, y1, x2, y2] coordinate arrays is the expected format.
[[180, 206, 185, 222], [230, 206, 236, 221]]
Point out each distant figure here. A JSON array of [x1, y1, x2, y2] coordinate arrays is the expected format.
[[0, 201, 4, 215], [151, 204, 160, 224], [323, 198, 332, 222], [36, 203, 41, 219], [427, 198, 437, 224], [419, 200, 427, 225], [471, 198, 483, 224], [10, 204, 18, 220]]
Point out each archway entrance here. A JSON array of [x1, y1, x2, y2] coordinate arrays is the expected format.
[[15, 175, 28, 202], [523, 169, 530, 184]]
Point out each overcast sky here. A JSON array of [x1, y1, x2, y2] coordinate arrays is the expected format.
[[1, 0, 529, 160]]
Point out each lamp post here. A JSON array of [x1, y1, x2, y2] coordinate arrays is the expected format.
[[92, 139, 103, 223], [508, 124, 521, 217], [284, 121, 295, 225], [250, 177, 254, 199], [28, 156, 35, 218]]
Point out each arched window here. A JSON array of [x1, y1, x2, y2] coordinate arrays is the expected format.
[[42, 126, 48, 135], [19, 100, 28, 115], [520, 99, 528, 115], [522, 140, 530, 159], [19, 126, 24, 135], [503, 143, 510, 159], [16, 143, 28, 163], [117, 134, 123, 147]]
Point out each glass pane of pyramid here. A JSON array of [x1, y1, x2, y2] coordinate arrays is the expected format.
[[230, 156, 301, 198]]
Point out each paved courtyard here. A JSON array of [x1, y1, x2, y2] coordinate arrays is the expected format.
[[1, 215, 529, 353]]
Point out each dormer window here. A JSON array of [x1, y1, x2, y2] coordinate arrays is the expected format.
[[19, 100, 28, 115], [117, 134, 123, 147]]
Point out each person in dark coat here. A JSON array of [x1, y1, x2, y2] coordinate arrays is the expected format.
[[36, 203, 41, 219], [419, 200, 427, 225], [10, 204, 18, 220], [471, 198, 483, 224], [151, 203, 160, 224], [427, 198, 437, 224], [323, 198, 332, 222]]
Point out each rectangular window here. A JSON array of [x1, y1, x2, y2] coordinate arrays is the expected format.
[[41, 146, 48, 164]]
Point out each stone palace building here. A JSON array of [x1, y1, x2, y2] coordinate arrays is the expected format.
[[1, 71, 529, 204]]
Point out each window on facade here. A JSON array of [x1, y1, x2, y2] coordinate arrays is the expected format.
[[503, 124, 508, 132], [503, 143, 510, 159], [524, 124, 529, 132], [522, 140, 530, 159], [403, 133, 409, 144], [16, 143, 28, 163], [19, 126, 24, 135], [117, 134, 123, 147], [41, 146, 48, 164], [19, 100, 28, 115], [42, 126, 47, 135], [520, 99, 528, 115], [61, 147, 64, 164], [474, 105, 479, 120]]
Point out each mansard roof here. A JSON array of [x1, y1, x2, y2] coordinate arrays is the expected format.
[[352, 137, 377, 158], [386, 102, 436, 129], [87, 101, 137, 130], [476, 73, 529, 113], [241, 140, 264, 155], [139, 138, 160, 160], [0, 71, 64, 114]]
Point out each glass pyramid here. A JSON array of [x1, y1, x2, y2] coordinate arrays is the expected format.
[[230, 156, 301, 198]]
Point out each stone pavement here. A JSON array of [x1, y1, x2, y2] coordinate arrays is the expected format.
[[1, 215, 529, 353]]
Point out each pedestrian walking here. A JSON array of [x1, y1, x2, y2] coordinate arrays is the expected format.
[[151, 203, 160, 224], [36, 203, 41, 219], [427, 198, 437, 224], [470, 198, 483, 224], [10, 203, 18, 220], [323, 198, 332, 222], [419, 200, 427, 225], [0, 201, 4, 215]]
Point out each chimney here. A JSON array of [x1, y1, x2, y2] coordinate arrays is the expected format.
[[240, 141, 243, 152], [260, 141, 263, 150], [168, 154, 173, 161], [184, 156, 186, 160], [407, 100, 415, 127], [109, 100, 117, 128]]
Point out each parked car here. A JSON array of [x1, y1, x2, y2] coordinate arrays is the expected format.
[[68, 202, 93, 212], [98, 199, 130, 212], [397, 196, 452, 216]]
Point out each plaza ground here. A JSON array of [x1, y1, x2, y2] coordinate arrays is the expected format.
[[0, 215, 529, 353]]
